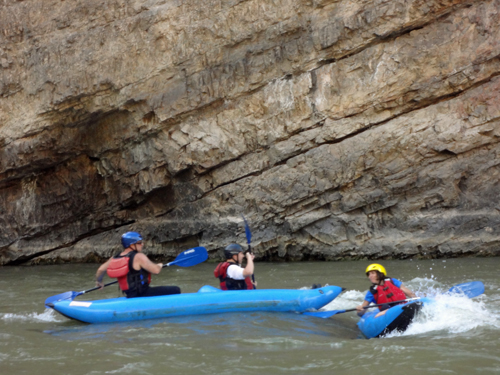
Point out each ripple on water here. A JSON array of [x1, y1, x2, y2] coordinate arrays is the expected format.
[[1, 309, 63, 323], [101, 362, 150, 374], [241, 337, 343, 350]]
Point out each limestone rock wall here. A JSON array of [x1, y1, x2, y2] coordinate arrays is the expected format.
[[1, 0, 499, 265]]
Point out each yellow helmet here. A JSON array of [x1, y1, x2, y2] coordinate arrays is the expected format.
[[365, 263, 386, 276]]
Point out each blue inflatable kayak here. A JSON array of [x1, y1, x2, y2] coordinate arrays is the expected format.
[[47, 285, 344, 324], [357, 298, 434, 338], [356, 281, 486, 339]]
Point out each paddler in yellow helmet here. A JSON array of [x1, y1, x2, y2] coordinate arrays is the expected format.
[[356, 263, 417, 318]]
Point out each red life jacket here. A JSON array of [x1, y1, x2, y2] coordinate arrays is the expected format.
[[214, 262, 253, 290], [370, 278, 406, 309], [107, 251, 151, 294]]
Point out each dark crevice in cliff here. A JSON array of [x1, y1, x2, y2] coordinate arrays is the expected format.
[[117, 183, 178, 218], [308, 70, 318, 94], [0, 155, 75, 187], [6, 219, 136, 266], [5, 247, 56, 266]]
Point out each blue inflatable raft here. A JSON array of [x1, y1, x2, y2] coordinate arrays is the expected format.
[[47, 285, 344, 324]]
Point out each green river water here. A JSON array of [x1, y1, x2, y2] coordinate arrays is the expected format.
[[1, 257, 499, 374]]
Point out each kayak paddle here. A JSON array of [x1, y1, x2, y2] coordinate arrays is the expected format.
[[242, 215, 256, 289], [303, 280, 485, 319], [44, 246, 208, 308], [303, 298, 421, 318]]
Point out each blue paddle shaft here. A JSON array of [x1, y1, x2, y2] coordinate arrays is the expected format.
[[244, 222, 252, 244], [241, 215, 256, 289]]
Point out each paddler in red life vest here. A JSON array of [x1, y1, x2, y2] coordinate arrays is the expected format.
[[356, 263, 417, 318], [95, 231, 181, 298], [213, 244, 256, 290]]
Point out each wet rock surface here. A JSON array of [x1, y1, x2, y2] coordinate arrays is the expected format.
[[1, 0, 499, 265]]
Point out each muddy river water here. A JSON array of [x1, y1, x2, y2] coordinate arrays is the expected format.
[[1, 257, 499, 374]]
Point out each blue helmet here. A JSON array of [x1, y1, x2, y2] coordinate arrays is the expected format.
[[121, 232, 143, 248], [224, 243, 243, 259]]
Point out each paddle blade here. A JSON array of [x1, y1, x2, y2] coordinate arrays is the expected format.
[[448, 281, 484, 298], [303, 309, 347, 318], [242, 215, 252, 243], [167, 246, 208, 267], [44, 291, 80, 308]]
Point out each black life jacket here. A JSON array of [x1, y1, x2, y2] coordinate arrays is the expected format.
[[214, 262, 253, 290], [370, 278, 407, 310], [107, 251, 151, 297]]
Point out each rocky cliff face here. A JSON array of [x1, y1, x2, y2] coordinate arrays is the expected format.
[[1, 0, 499, 265]]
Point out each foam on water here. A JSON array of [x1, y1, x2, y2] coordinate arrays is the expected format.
[[321, 289, 366, 311], [387, 293, 498, 338], [319, 277, 449, 311], [1, 308, 63, 323], [391, 278, 498, 338]]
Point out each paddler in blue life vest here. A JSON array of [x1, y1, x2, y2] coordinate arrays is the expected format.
[[213, 244, 256, 290], [95, 231, 181, 298], [356, 263, 417, 318]]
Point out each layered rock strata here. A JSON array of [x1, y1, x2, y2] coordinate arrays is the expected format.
[[0, 0, 499, 265]]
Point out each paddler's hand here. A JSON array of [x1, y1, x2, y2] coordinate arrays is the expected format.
[[356, 304, 365, 316], [245, 253, 255, 261], [95, 270, 106, 289]]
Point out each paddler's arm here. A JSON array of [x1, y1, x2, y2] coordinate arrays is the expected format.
[[96, 258, 112, 288], [400, 285, 417, 298], [242, 253, 254, 277], [134, 253, 163, 274]]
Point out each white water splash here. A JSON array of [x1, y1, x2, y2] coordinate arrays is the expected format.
[[408, 277, 462, 298], [397, 294, 497, 336], [1, 309, 63, 323], [388, 290, 499, 338], [321, 289, 366, 311]]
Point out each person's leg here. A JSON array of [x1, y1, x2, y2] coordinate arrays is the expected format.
[[142, 286, 181, 297]]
